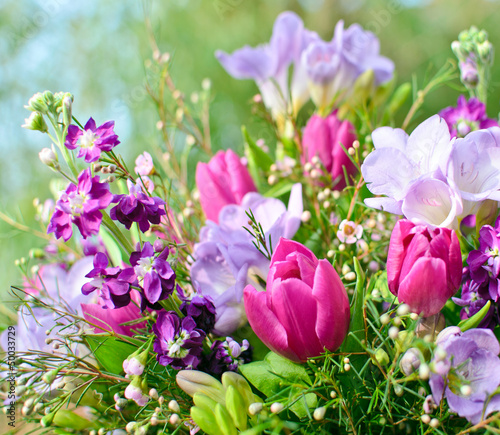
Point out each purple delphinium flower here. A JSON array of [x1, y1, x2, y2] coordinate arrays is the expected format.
[[439, 96, 499, 138], [178, 286, 217, 333], [206, 337, 252, 375], [152, 311, 205, 370], [130, 242, 176, 306], [110, 180, 166, 232], [65, 117, 120, 163], [48, 168, 113, 241], [429, 327, 500, 424], [82, 252, 135, 309]]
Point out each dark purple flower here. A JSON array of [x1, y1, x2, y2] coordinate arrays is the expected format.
[[82, 252, 135, 309], [130, 242, 175, 306], [429, 327, 500, 424], [110, 180, 166, 232], [178, 286, 217, 333], [439, 96, 499, 138], [47, 168, 113, 241], [206, 337, 251, 375], [153, 311, 205, 370], [65, 117, 120, 163]]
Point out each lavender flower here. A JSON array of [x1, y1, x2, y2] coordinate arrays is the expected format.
[[82, 252, 135, 309], [130, 242, 176, 306], [152, 311, 205, 370], [65, 117, 120, 163], [429, 327, 500, 424], [439, 96, 499, 138], [48, 168, 113, 241], [206, 337, 251, 375], [110, 179, 166, 232]]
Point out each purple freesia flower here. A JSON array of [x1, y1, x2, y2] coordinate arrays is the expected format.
[[439, 96, 499, 138], [430, 327, 500, 424], [216, 11, 319, 119], [65, 117, 120, 163], [206, 337, 251, 375], [82, 252, 135, 309], [48, 168, 113, 241], [190, 184, 303, 335], [130, 242, 176, 306], [152, 311, 205, 370], [110, 179, 166, 232]]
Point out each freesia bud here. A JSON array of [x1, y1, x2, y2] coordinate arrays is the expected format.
[[195, 149, 256, 222], [176, 370, 226, 404], [387, 220, 462, 316]]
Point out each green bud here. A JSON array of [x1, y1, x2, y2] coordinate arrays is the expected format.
[[477, 41, 494, 64], [214, 403, 237, 435], [177, 370, 226, 404], [221, 372, 257, 408], [62, 93, 73, 127], [193, 393, 218, 413], [41, 411, 55, 427], [26, 92, 49, 113], [29, 248, 46, 259], [42, 369, 58, 384], [388, 82, 411, 116], [476, 199, 499, 231], [373, 348, 390, 366], [225, 386, 248, 430], [53, 410, 96, 431], [22, 112, 48, 133], [352, 68, 375, 102], [42, 91, 55, 108], [191, 406, 218, 435]]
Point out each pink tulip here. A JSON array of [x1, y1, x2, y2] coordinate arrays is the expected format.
[[82, 292, 146, 337], [387, 220, 462, 317], [302, 112, 357, 189], [196, 149, 257, 222], [243, 238, 350, 363]]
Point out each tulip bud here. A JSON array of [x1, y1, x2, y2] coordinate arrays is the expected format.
[[302, 112, 357, 190], [176, 370, 226, 404], [195, 149, 256, 223], [22, 112, 48, 133], [387, 220, 462, 317], [244, 238, 350, 363]]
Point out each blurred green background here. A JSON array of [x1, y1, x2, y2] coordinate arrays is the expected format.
[[2, 0, 500, 308]]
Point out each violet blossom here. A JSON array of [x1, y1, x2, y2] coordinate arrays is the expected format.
[[152, 311, 205, 370], [82, 252, 135, 309], [135, 151, 154, 176], [206, 337, 252, 375], [65, 117, 120, 163], [110, 179, 166, 232], [48, 168, 113, 241], [129, 242, 175, 307], [190, 184, 303, 335], [429, 327, 500, 424], [178, 286, 217, 333], [439, 96, 499, 138]]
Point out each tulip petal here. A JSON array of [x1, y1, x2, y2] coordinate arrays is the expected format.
[[387, 220, 416, 294], [270, 278, 324, 361], [398, 257, 449, 316], [243, 285, 300, 362], [271, 238, 317, 266], [312, 260, 350, 351]]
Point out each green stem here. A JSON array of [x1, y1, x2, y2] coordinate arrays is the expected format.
[[48, 115, 79, 179], [101, 211, 134, 254]]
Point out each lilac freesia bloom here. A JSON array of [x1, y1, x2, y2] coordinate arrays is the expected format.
[[152, 311, 205, 369], [65, 117, 120, 163], [190, 184, 303, 335], [430, 327, 500, 424], [48, 168, 113, 241], [82, 252, 136, 309], [439, 96, 499, 138], [130, 242, 176, 306], [216, 12, 319, 120], [110, 179, 166, 232]]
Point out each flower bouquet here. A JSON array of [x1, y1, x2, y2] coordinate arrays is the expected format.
[[3, 10, 500, 435]]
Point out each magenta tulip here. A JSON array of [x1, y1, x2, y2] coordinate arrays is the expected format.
[[302, 112, 357, 189], [387, 220, 462, 316], [243, 238, 350, 363], [196, 149, 257, 222]]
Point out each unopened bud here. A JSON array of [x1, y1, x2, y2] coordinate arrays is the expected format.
[[62, 94, 73, 126], [169, 413, 180, 426], [248, 402, 263, 415], [39, 148, 59, 169], [23, 112, 48, 132], [26, 92, 49, 113], [168, 400, 180, 413], [313, 406, 326, 421], [270, 402, 284, 414]]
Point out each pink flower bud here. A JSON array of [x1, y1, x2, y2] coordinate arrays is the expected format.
[[244, 238, 350, 363], [302, 112, 357, 189], [195, 150, 256, 222], [387, 220, 462, 317]]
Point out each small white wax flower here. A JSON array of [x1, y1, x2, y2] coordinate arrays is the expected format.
[[337, 220, 363, 244]]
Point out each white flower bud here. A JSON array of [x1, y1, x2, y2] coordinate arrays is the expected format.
[[169, 413, 180, 426], [421, 414, 431, 424], [248, 402, 263, 415], [168, 400, 180, 413], [313, 406, 326, 421], [301, 211, 312, 223], [270, 402, 284, 414]]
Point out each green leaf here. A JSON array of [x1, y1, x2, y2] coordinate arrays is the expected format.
[[263, 180, 293, 198], [84, 335, 136, 375], [239, 352, 316, 418], [53, 410, 98, 431], [458, 301, 491, 331], [99, 228, 123, 266]]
